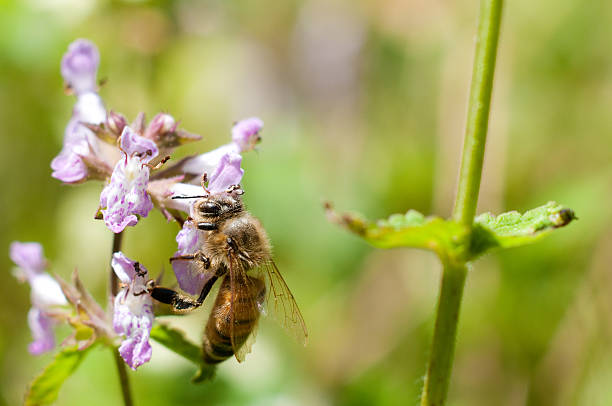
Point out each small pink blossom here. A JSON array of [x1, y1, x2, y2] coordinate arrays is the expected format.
[[100, 127, 159, 233], [112, 252, 153, 370], [181, 117, 262, 178], [10, 242, 67, 355], [52, 40, 106, 184], [61, 39, 100, 95], [231, 117, 263, 152]]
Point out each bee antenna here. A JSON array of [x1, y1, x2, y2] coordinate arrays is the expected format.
[[171, 195, 208, 200]]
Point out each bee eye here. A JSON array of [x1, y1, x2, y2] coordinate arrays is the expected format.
[[200, 201, 221, 215]]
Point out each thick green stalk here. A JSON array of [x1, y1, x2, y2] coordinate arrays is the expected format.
[[421, 0, 503, 405]]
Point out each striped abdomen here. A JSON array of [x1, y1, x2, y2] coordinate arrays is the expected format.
[[202, 274, 265, 364]]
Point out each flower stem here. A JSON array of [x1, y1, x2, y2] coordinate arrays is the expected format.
[[420, 263, 467, 406], [421, 0, 503, 405], [453, 0, 504, 227], [112, 350, 134, 406], [109, 231, 124, 297], [109, 231, 133, 406]]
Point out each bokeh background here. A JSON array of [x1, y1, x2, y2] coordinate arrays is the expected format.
[[1, 0, 611, 405]]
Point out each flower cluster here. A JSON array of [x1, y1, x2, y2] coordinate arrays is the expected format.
[[50, 39, 262, 233], [11, 38, 264, 371], [10, 242, 67, 354]]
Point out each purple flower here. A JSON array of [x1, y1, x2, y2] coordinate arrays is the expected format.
[[52, 40, 106, 184], [172, 220, 209, 295], [10, 242, 67, 355], [51, 93, 107, 183], [112, 252, 153, 370], [27, 308, 56, 355], [100, 126, 159, 233], [181, 117, 262, 177], [61, 39, 100, 95], [207, 152, 244, 194], [231, 117, 263, 152]]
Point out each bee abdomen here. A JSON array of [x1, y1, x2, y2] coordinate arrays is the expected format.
[[202, 275, 264, 364]]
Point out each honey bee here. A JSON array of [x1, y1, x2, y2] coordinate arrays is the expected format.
[[148, 186, 308, 363]]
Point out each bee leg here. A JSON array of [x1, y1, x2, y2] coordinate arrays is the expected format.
[[169, 252, 210, 269], [150, 274, 219, 311], [226, 237, 238, 252], [226, 237, 251, 262]]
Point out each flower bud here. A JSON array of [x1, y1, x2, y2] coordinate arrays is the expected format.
[[145, 112, 202, 149], [145, 113, 176, 140], [107, 111, 127, 136]]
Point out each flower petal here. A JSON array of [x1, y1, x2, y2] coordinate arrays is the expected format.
[[176, 219, 202, 254], [120, 126, 159, 163], [51, 88, 106, 184], [112, 254, 153, 370], [111, 252, 137, 285], [114, 293, 153, 370], [180, 143, 239, 177], [51, 150, 89, 183], [167, 183, 207, 213], [207, 152, 244, 194], [118, 325, 153, 370], [100, 130, 156, 233], [73, 92, 107, 127], [27, 308, 56, 355], [172, 220, 209, 295], [61, 39, 100, 95], [9, 242, 46, 274], [232, 117, 263, 152], [30, 273, 68, 309]]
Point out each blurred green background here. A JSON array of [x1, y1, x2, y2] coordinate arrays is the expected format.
[[1, 0, 611, 405]]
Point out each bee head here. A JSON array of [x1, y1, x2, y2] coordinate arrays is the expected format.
[[193, 192, 243, 223]]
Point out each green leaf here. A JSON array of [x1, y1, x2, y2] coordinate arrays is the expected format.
[[25, 345, 93, 406], [326, 205, 468, 260], [470, 201, 576, 258], [150, 323, 216, 383], [326, 201, 576, 263]]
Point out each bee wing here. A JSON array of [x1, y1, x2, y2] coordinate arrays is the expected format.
[[229, 258, 265, 363], [253, 260, 308, 347]]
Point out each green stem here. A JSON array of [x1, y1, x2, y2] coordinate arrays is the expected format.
[[421, 0, 503, 405], [112, 349, 134, 406], [109, 231, 124, 298], [420, 263, 467, 406], [109, 231, 133, 406], [453, 0, 504, 227]]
